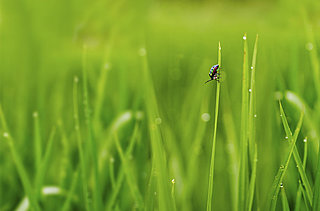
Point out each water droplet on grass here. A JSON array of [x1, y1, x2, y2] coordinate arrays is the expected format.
[[3, 132, 9, 138], [171, 179, 175, 184], [254, 114, 257, 118], [249, 89, 252, 93], [155, 117, 162, 125], [285, 136, 288, 140], [243, 35, 247, 40], [303, 138, 307, 143], [74, 76, 79, 83], [201, 113, 210, 122], [280, 183, 283, 188], [306, 42, 313, 51], [33, 111, 38, 118], [251, 66, 253, 70]]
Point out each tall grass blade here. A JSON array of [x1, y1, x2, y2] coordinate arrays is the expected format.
[[82, 46, 103, 211], [0, 105, 41, 211], [247, 34, 259, 211], [73, 76, 90, 210], [206, 41, 222, 211], [61, 171, 79, 211], [33, 112, 42, 173], [238, 33, 249, 211]]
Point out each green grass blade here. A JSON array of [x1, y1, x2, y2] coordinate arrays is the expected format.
[[295, 138, 309, 211], [206, 41, 222, 211], [279, 102, 313, 206], [247, 34, 259, 211], [268, 102, 304, 210], [238, 33, 249, 211], [73, 76, 90, 210], [313, 143, 320, 210], [61, 170, 79, 211], [105, 122, 140, 211], [0, 105, 41, 211], [281, 187, 290, 211], [35, 127, 56, 199], [113, 132, 144, 208], [82, 46, 103, 211], [33, 112, 42, 173]]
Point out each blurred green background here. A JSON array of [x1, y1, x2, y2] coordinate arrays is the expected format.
[[1, 0, 320, 210]]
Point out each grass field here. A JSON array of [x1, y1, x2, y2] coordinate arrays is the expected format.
[[1, 0, 320, 210]]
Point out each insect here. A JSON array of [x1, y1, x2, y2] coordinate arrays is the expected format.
[[205, 64, 221, 84]]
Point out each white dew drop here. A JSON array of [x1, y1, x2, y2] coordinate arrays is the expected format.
[[42, 186, 61, 195], [251, 66, 254, 70], [243, 35, 247, 40], [249, 89, 252, 93], [306, 42, 313, 51], [285, 136, 288, 140], [3, 132, 9, 138], [201, 113, 210, 122], [139, 48, 146, 56], [155, 117, 162, 125], [280, 183, 284, 188], [254, 114, 257, 118], [303, 138, 307, 143], [171, 179, 175, 184]]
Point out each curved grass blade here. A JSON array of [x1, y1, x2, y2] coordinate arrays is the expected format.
[[281, 187, 290, 211], [206, 41, 222, 211]]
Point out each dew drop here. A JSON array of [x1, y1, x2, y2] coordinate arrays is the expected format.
[[74, 76, 79, 83], [201, 113, 210, 122], [280, 183, 284, 188], [285, 136, 288, 140], [254, 114, 257, 118], [171, 179, 175, 184], [3, 132, 9, 138], [249, 89, 252, 93], [306, 42, 313, 51], [251, 66, 254, 70], [243, 35, 247, 40], [303, 138, 307, 143]]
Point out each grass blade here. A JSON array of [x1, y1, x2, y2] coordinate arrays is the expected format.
[[33, 112, 42, 173], [247, 34, 259, 211], [82, 46, 103, 211], [0, 105, 41, 211], [268, 102, 304, 210], [35, 128, 56, 199], [281, 186, 290, 211], [206, 41, 222, 211], [61, 170, 79, 211], [73, 76, 90, 210], [238, 33, 249, 211]]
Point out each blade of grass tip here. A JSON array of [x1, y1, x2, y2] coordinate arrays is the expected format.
[[281, 186, 290, 211], [82, 45, 103, 211], [268, 102, 304, 211], [0, 105, 41, 211], [73, 76, 90, 211], [247, 34, 259, 211], [113, 132, 144, 208], [33, 111, 42, 174], [238, 33, 249, 211], [35, 127, 56, 200], [61, 170, 79, 211], [279, 102, 313, 206], [206, 41, 222, 211], [295, 138, 309, 211]]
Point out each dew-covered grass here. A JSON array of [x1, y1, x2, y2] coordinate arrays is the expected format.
[[1, 0, 320, 210]]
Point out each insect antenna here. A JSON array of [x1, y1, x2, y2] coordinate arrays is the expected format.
[[204, 79, 214, 84]]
